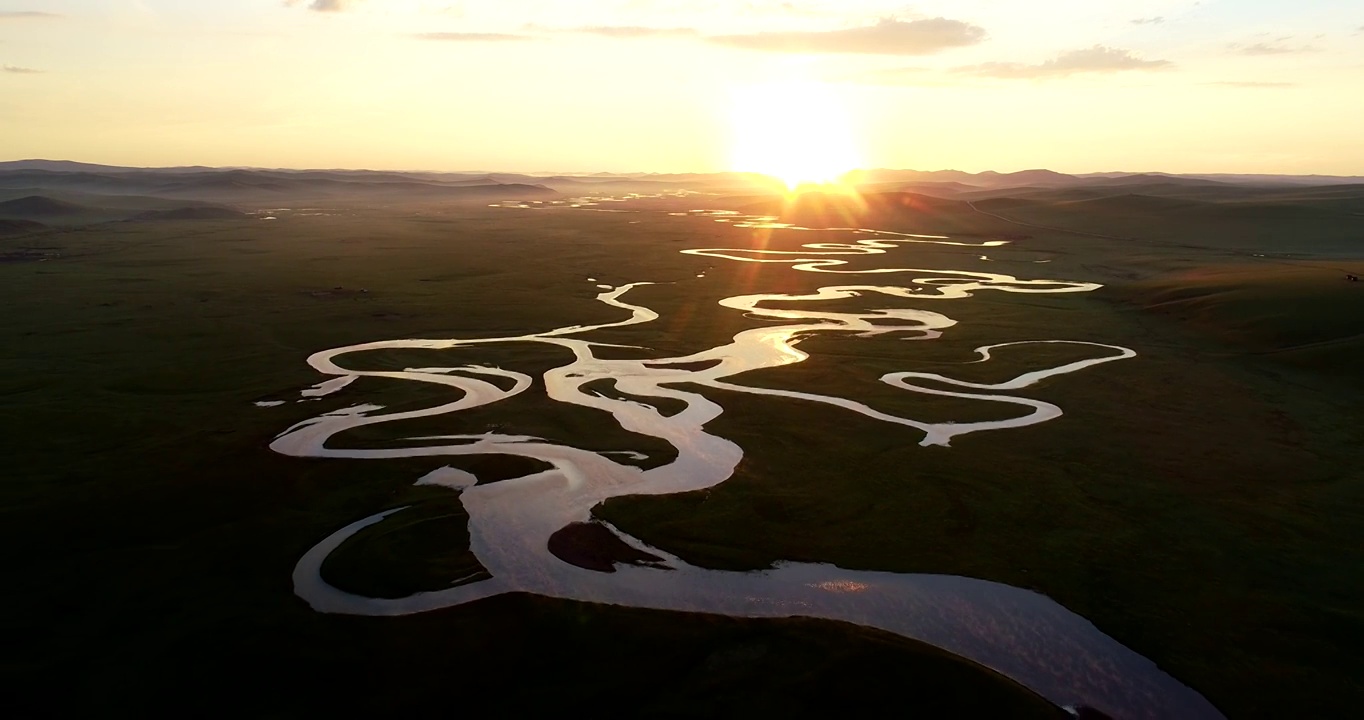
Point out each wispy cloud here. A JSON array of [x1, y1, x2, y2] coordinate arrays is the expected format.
[[1230, 40, 1317, 56], [1131, 17, 1165, 25], [3, 65, 44, 74], [1206, 81, 1297, 88], [415, 32, 533, 42], [0, 11, 62, 19], [571, 26, 699, 39], [284, 0, 357, 12], [710, 18, 986, 56], [955, 46, 1172, 79]]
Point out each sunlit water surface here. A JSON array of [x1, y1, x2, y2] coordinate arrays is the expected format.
[[264, 197, 1223, 719]]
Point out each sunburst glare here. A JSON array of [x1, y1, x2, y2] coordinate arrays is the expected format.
[[730, 79, 863, 192]]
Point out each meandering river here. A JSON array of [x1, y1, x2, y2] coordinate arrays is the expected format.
[[266, 206, 1222, 719]]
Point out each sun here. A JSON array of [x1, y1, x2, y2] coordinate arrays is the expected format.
[[730, 80, 863, 191]]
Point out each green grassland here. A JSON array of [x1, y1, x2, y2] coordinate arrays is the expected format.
[[3, 193, 1362, 717]]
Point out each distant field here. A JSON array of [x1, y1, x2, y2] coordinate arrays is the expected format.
[[1113, 262, 1364, 379], [3, 176, 1362, 718], [972, 191, 1364, 256]]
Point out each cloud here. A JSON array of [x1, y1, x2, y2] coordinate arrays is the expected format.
[[415, 32, 533, 42], [284, 0, 357, 11], [1234, 43, 1296, 55], [1206, 81, 1297, 88], [571, 26, 700, 39], [3, 65, 43, 74], [955, 45, 1172, 79], [709, 17, 986, 56], [1131, 17, 1164, 25], [0, 11, 62, 19], [1230, 41, 1317, 56]]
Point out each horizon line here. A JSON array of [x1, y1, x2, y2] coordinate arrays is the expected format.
[[3, 159, 1362, 180]]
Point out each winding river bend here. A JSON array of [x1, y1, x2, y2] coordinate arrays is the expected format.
[[268, 212, 1222, 720]]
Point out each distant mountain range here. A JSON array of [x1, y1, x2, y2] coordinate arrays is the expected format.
[[4, 160, 1360, 187], [1, 160, 1361, 239], [0, 162, 563, 229], [843, 168, 1364, 188]]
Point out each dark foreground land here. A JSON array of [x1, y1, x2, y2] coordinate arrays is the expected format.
[[2, 164, 1363, 718]]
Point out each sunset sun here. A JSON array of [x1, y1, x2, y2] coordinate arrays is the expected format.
[[731, 80, 863, 191]]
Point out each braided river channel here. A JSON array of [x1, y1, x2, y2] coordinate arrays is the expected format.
[[265, 200, 1222, 719]]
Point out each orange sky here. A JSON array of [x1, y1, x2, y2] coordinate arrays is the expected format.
[[3, 1, 1363, 174]]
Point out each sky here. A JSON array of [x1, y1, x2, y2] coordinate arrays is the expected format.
[[2, 0, 1362, 175]]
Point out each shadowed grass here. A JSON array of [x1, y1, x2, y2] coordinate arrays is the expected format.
[[3, 197, 1362, 718]]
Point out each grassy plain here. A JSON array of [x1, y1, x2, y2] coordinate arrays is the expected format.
[[3, 189, 1362, 717]]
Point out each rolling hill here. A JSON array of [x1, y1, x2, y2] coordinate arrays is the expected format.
[[0, 167, 561, 207], [131, 207, 250, 221], [973, 193, 1364, 254], [0, 218, 47, 236], [1114, 263, 1364, 380], [0, 195, 95, 219]]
